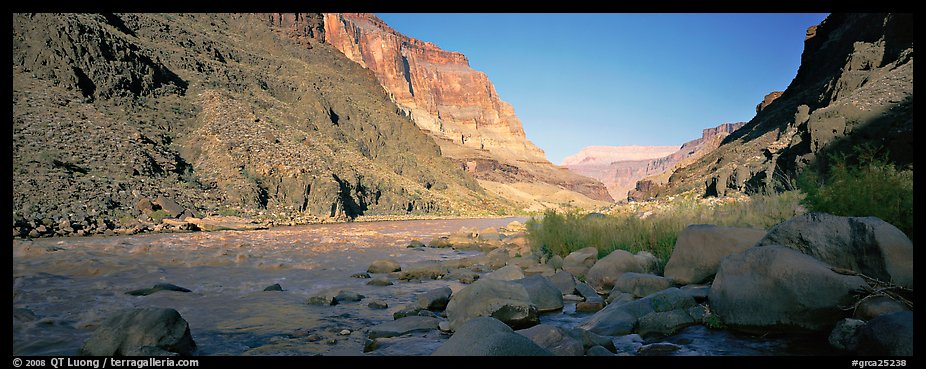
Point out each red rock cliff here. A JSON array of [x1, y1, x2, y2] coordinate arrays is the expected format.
[[322, 13, 547, 162]]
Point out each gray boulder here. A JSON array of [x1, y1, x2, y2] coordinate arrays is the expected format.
[[854, 295, 909, 320], [416, 287, 452, 311], [549, 270, 577, 295], [432, 317, 552, 356], [709, 245, 868, 332], [334, 290, 364, 303], [828, 318, 866, 351], [367, 276, 393, 286], [446, 269, 480, 284], [515, 324, 584, 356], [586, 345, 615, 356], [398, 261, 447, 281], [615, 273, 673, 298], [586, 250, 656, 294], [856, 311, 913, 356], [664, 224, 767, 284], [562, 247, 599, 278], [79, 308, 195, 356], [445, 279, 538, 331], [579, 288, 698, 336], [484, 265, 525, 281], [368, 259, 402, 274], [515, 275, 564, 312], [756, 213, 913, 288], [366, 316, 440, 339]]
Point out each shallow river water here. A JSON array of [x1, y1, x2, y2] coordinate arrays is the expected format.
[[12, 217, 836, 356]]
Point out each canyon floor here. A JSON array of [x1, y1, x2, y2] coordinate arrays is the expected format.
[[13, 217, 836, 356]]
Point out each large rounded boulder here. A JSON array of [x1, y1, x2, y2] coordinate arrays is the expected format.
[[562, 247, 599, 278], [709, 245, 868, 332], [445, 279, 539, 331], [79, 308, 196, 356], [755, 213, 912, 288], [585, 250, 656, 293], [663, 224, 767, 284], [432, 317, 553, 356]]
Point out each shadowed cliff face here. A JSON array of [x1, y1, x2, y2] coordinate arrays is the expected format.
[[320, 13, 613, 206], [654, 13, 913, 198], [13, 13, 511, 237]]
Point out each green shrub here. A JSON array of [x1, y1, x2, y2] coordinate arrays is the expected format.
[[798, 150, 913, 240], [149, 209, 171, 223], [526, 191, 804, 275], [218, 208, 239, 217]]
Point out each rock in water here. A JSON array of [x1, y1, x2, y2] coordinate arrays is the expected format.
[[515, 275, 564, 313], [663, 224, 766, 284], [367, 276, 393, 286], [368, 259, 402, 273], [368, 300, 388, 309], [755, 213, 913, 288], [709, 245, 868, 332], [855, 311, 913, 356], [334, 290, 365, 303], [307, 295, 337, 306], [445, 279, 538, 331], [79, 308, 195, 356], [585, 250, 655, 293], [515, 324, 584, 356], [854, 295, 909, 320], [614, 273, 673, 298], [432, 317, 552, 356], [562, 247, 598, 278], [367, 316, 440, 339], [579, 288, 699, 337], [416, 286, 452, 311], [548, 270, 577, 295], [828, 318, 865, 351], [263, 283, 283, 291], [126, 283, 192, 296]]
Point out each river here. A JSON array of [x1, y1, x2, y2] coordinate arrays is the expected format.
[[12, 217, 835, 356]]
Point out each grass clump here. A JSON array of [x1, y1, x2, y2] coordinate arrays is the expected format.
[[148, 209, 171, 223], [526, 191, 804, 275], [798, 148, 913, 241]]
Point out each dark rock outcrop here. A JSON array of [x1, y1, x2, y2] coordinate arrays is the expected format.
[[79, 308, 195, 356]]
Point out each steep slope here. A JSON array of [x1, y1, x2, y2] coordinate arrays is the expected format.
[[563, 146, 679, 200], [628, 122, 747, 201], [13, 13, 510, 237], [321, 13, 613, 209], [651, 13, 913, 198]]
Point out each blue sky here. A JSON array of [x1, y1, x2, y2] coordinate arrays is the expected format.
[[377, 13, 830, 164]]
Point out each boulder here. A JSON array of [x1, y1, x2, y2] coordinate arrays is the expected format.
[[515, 324, 584, 356], [366, 316, 440, 339], [262, 283, 283, 291], [614, 273, 673, 298], [153, 196, 185, 216], [564, 327, 616, 352], [428, 237, 453, 248], [523, 263, 555, 277], [585, 250, 655, 294], [756, 213, 913, 288], [549, 255, 564, 271], [484, 265, 525, 281], [828, 318, 865, 351], [515, 275, 564, 312], [856, 311, 913, 356], [549, 270, 577, 295], [586, 345, 615, 356], [334, 290, 364, 303], [79, 308, 195, 356], [679, 284, 710, 302], [368, 259, 402, 273], [368, 300, 388, 309], [605, 291, 635, 305], [446, 269, 480, 284], [432, 317, 552, 356], [484, 248, 511, 270], [854, 295, 909, 320], [407, 240, 426, 248], [398, 261, 447, 281], [663, 224, 767, 284], [445, 279, 538, 331], [580, 288, 698, 336], [709, 245, 868, 332], [574, 282, 602, 303], [576, 301, 604, 312], [562, 247, 598, 277], [126, 283, 192, 296], [416, 287, 452, 311], [367, 276, 393, 286], [307, 295, 337, 306]]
